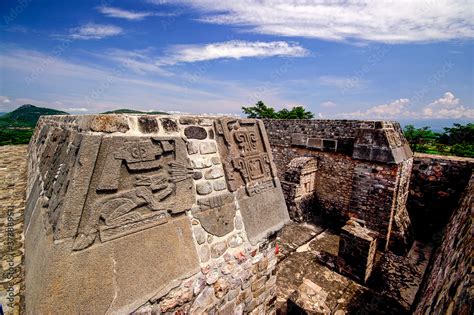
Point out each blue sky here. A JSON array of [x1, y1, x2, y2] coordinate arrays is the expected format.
[[0, 0, 473, 120]]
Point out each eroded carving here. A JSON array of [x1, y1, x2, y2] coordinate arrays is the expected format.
[[193, 193, 236, 237], [73, 137, 195, 250], [215, 119, 277, 195]]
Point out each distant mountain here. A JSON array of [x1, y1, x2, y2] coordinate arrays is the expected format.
[[0, 112, 6, 116], [101, 108, 169, 115], [0, 104, 68, 146], [1, 104, 68, 126]]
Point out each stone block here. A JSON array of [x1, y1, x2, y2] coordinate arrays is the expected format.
[[193, 193, 236, 236], [338, 219, 378, 283], [196, 182, 213, 195], [185, 126, 207, 139], [211, 241, 228, 258], [215, 118, 290, 245], [187, 140, 199, 155], [200, 141, 217, 154], [160, 118, 178, 132], [138, 116, 159, 133], [205, 167, 224, 179]]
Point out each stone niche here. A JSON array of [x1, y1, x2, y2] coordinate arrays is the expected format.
[[281, 157, 319, 222], [25, 115, 289, 314]]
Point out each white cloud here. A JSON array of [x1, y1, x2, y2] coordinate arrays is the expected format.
[[70, 23, 123, 40], [157, 40, 308, 65], [335, 92, 474, 119], [106, 49, 172, 75], [422, 92, 474, 119], [337, 98, 412, 119], [320, 101, 336, 108], [169, 0, 474, 43], [1, 48, 295, 114], [1, 96, 11, 103], [97, 6, 155, 21]]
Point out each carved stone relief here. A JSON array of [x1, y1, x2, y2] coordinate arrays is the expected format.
[[214, 118, 277, 195], [73, 137, 195, 250], [215, 118, 289, 244], [192, 193, 236, 237]]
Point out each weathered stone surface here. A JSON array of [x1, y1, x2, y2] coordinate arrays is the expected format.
[[338, 220, 377, 283], [160, 118, 178, 132], [199, 244, 211, 263], [71, 136, 195, 250], [25, 213, 199, 314], [264, 119, 414, 252], [200, 141, 217, 154], [414, 176, 473, 315], [191, 157, 213, 169], [24, 115, 287, 315], [187, 140, 199, 155], [211, 241, 228, 258], [185, 126, 207, 139], [213, 179, 227, 191], [138, 116, 159, 133], [205, 167, 224, 179], [196, 182, 213, 195], [238, 181, 289, 245], [0, 145, 27, 315], [407, 153, 474, 242], [90, 115, 129, 133], [227, 234, 243, 248], [193, 225, 206, 244], [215, 118, 289, 244], [193, 193, 236, 236]]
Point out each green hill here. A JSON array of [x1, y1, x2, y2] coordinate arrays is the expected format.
[[0, 104, 68, 146], [101, 108, 169, 115], [2, 104, 68, 125]]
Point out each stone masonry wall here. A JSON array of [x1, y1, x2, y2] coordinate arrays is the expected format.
[[263, 119, 413, 251], [0, 145, 27, 315], [414, 175, 473, 314], [24, 114, 289, 314], [408, 153, 474, 242]]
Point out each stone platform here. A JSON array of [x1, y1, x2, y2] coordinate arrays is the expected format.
[[275, 223, 433, 314], [24, 115, 290, 314]]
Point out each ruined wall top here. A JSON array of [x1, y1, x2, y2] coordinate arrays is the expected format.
[[264, 119, 412, 164], [25, 113, 289, 313]]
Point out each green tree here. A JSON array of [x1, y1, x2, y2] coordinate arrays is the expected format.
[[403, 125, 439, 153], [242, 101, 278, 118], [242, 101, 314, 119], [277, 106, 314, 119], [438, 123, 474, 145], [438, 123, 474, 157]]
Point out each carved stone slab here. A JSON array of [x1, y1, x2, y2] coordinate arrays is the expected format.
[[215, 118, 290, 244], [193, 193, 236, 237], [73, 136, 195, 250]]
